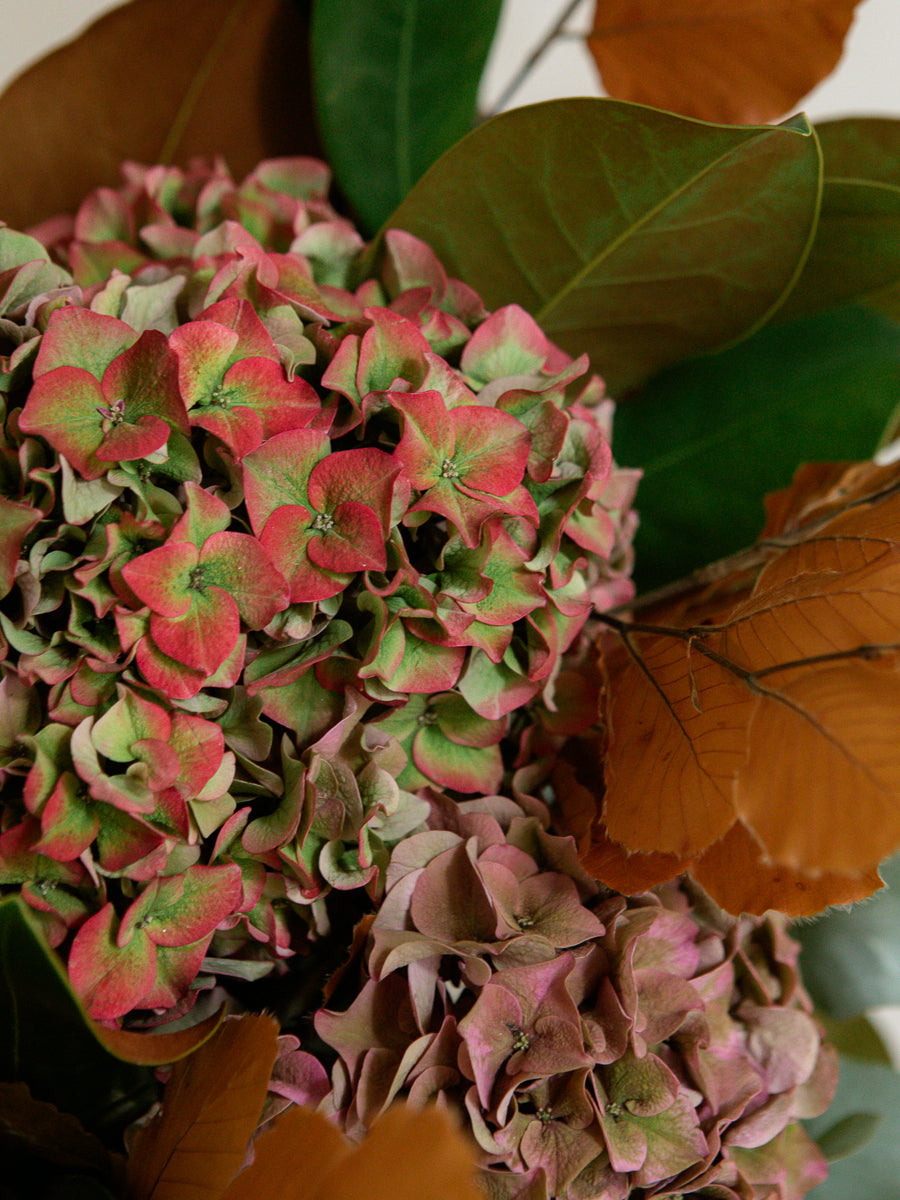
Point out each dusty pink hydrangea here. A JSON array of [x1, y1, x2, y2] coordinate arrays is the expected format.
[[311, 793, 836, 1200], [0, 157, 638, 1022]]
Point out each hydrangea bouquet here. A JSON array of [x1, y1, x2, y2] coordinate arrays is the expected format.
[[1, 2, 900, 1199]]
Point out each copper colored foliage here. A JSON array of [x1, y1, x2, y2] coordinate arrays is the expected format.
[[124, 1013, 479, 1200], [587, 459, 900, 915], [221, 1105, 481, 1200], [0, 0, 321, 229], [587, 0, 861, 124], [126, 1013, 280, 1199]]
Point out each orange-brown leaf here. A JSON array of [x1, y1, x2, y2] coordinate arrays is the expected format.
[[126, 1013, 279, 1200], [220, 1106, 351, 1200], [602, 632, 751, 857], [597, 459, 900, 913], [691, 820, 884, 917], [578, 822, 693, 894], [0, 0, 321, 230], [223, 1104, 481, 1200], [586, 0, 861, 125]]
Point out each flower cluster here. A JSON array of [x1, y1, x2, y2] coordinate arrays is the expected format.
[[312, 793, 836, 1200], [0, 157, 637, 1019]]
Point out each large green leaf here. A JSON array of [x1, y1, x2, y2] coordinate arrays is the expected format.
[[377, 99, 822, 394], [614, 303, 900, 589], [795, 852, 900, 1020], [805, 1056, 900, 1199], [310, 0, 503, 234], [780, 118, 900, 321]]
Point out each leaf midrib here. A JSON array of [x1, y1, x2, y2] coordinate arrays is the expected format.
[[394, 0, 420, 197], [536, 120, 817, 330]]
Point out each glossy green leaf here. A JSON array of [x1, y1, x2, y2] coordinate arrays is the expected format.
[[795, 851, 900, 1020], [310, 0, 503, 234], [804, 1057, 900, 1198], [378, 99, 822, 394], [0, 897, 152, 1134], [780, 118, 900, 321], [614, 304, 900, 589]]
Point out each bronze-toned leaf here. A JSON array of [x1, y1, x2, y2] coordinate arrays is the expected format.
[[690, 821, 884, 917], [593, 459, 900, 913], [0, 1081, 114, 1175], [220, 1105, 351, 1200], [223, 1104, 481, 1200], [587, 0, 862, 124], [126, 1013, 279, 1200], [0, 0, 320, 229]]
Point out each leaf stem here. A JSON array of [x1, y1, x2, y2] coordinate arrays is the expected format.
[[483, 0, 588, 118], [158, 0, 251, 165]]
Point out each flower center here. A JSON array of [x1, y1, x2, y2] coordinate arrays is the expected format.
[[509, 1026, 531, 1053], [536, 1106, 553, 1125], [440, 459, 460, 479], [96, 397, 127, 425], [311, 511, 335, 533], [188, 565, 207, 591]]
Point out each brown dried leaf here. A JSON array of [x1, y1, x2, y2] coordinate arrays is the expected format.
[[691, 820, 884, 917], [597, 460, 900, 913], [222, 1104, 481, 1200], [0, 1081, 114, 1176], [586, 0, 862, 125], [126, 1013, 279, 1200], [0, 0, 320, 230]]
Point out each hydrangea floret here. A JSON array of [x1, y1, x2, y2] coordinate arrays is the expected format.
[[312, 793, 836, 1199], [0, 156, 637, 1019]]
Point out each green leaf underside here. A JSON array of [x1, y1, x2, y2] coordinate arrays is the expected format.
[[379, 99, 822, 393], [615, 303, 900, 589], [311, 0, 503, 234]]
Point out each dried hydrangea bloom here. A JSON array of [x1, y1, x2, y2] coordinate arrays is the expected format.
[[313, 795, 835, 1200], [0, 157, 637, 1021]]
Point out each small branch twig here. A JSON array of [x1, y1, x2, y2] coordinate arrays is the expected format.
[[483, 0, 587, 118]]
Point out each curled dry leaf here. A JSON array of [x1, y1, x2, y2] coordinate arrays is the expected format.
[[126, 1013, 279, 1200], [0, 0, 320, 229], [221, 1103, 481, 1200], [587, 458, 900, 916], [586, 0, 862, 124]]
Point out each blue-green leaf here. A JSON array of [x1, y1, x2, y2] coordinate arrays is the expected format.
[[805, 1057, 900, 1198]]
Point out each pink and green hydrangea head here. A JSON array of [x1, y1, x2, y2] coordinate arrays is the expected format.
[[1, 155, 636, 1025]]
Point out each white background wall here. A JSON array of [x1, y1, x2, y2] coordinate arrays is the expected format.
[[1, 0, 899, 119]]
